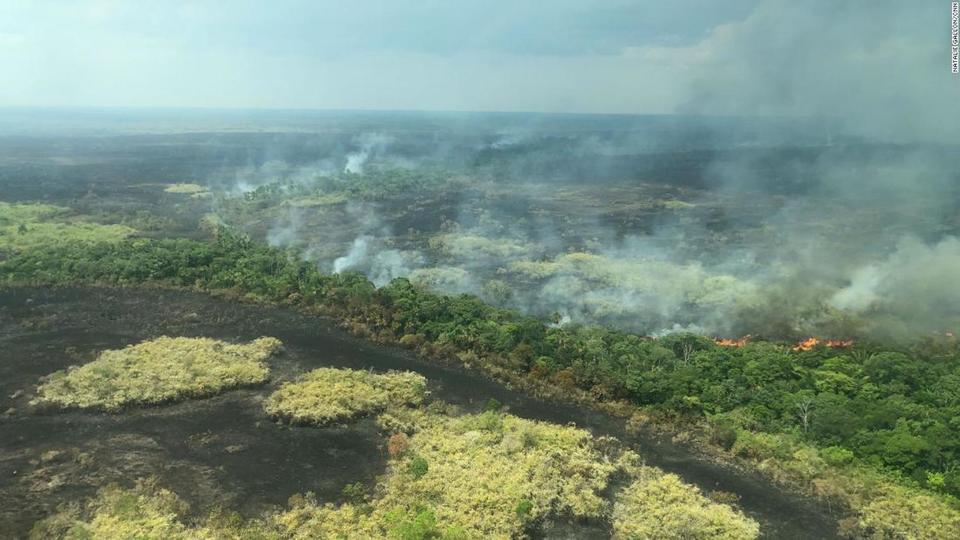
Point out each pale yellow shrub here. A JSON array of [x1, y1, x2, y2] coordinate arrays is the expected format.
[[163, 183, 207, 194], [30, 481, 189, 540], [857, 486, 960, 540], [34, 337, 279, 411], [30, 480, 278, 540], [30, 403, 760, 540], [612, 472, 760, 540], [428, 233, 537, 260], [274, 410, 622, 539], [264, 367, 428, 425]]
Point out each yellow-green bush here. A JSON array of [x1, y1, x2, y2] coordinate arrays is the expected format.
[[271, 410, 627, 539], [163, 183, 207, 194], [0, 201, 135, 252], [283, 194, 347, 207], [0, 201, 64, 224], [428, 233, 536, 260], [857, 484, 960, 540], [30, 410, 625, 539], [30, 403, 758, 540], [34, 337, 280, 411], [612, 471, 760, 539], [30, 481, 190, 540], [29, 480, 274, 540], [264, 367, 428, 425], [717, 428, 960, 539]]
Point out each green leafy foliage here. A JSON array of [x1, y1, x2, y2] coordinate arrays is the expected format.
[[407, 457, 429, 479]]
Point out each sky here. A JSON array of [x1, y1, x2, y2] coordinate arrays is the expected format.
[[0, 0, 955, 133]]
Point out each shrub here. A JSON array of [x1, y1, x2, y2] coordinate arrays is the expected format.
[[276, 409, 632, 538], [707, 490, 742, 507], [341, 482, 366, 505], [468, 410, 504, 433], [708, 419, 739, 451], [821, 446, 855, 467], [515, 499, 534, 517], [385, 507, 444, 540], [33, 336, 279, 411], [0, 202, 135, 253], [265, 368, 427, 425], [483, 398, 503, 412], [30, 479, 272, 540], [408, 456, 429, 479], [388, 433, 410, 457], [612, 472, 760, 539], [731, 430, 790, 461], [399, 334, 426, 349], [857, 486, 960, 540], [29, 480, 190, 540], [32, 405, 757, 540]]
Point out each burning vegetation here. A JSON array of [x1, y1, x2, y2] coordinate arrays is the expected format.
[[792, 337, 855, 352], [715, 336, 751, 348]]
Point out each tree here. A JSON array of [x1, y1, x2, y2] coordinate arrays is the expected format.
[[811, 392, 859, 443], [790, 391, 816, 433]]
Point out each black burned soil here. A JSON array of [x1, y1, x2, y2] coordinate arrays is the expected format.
[[0, 287, 839, 539]]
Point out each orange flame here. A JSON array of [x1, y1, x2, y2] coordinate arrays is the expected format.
[[715, 335, 751, 347], [793, 337, 854, 351], [793, 337, 820, 351]]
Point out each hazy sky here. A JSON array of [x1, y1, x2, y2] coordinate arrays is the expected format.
[[0, 0, 954, 129]]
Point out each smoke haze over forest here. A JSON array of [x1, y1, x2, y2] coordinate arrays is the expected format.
[[1, 0, 958, 340]]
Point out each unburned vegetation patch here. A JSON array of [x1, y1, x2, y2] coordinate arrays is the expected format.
[[29, 404, 761, 539], [257, 365, 759, 538], [264, 367, 428, 425], [612, 471, 760, 539], [0, 201, 135, 253], [33, 336, 281, 411]]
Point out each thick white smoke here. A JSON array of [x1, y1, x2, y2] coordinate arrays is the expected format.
[[830, 237, 960, 325], [343, 151, 369, 174], [343, 133, 394, 174], [333, 235, 372, 273]]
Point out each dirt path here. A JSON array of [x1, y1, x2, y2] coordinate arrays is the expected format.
[[0, 286, 839, 538]]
